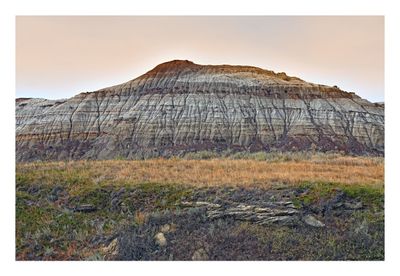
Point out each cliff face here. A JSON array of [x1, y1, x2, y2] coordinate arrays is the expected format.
[[16, 60, 384, 161]]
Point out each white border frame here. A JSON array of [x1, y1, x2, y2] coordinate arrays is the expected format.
[[1, 0, 399, 275]]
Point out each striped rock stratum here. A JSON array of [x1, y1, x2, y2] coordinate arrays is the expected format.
[[16, 60, 384, 161]]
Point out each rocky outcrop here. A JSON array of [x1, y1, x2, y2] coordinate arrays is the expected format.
[[16, 60, 384, 161], [179, 200, 300, 226]]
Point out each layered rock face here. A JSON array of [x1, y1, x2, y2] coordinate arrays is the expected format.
[[16, 60, 384, 161]]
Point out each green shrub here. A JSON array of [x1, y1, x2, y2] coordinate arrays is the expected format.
[[183, 151, 220, 160]]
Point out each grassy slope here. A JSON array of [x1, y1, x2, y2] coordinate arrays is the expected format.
[[16, 153, 384, 260]]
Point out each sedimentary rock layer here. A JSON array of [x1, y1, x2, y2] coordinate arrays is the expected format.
[[16, 60, 384, 161]]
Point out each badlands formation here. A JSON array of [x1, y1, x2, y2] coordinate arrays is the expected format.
[[16, 60, 384, 161]]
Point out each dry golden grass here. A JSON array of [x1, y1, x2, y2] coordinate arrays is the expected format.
[[16, 154, 384, 189], [134, 211, 148, 225]]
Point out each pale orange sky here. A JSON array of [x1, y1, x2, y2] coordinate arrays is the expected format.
[[16, 16, 384, 102]]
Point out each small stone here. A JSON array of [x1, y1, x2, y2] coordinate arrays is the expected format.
[[344, 201, 363, 209], [257, 215, 297, 226], [333, 202, 343, 208], [196, 201, 221, 208], [120, 202, 129, 213], [27, 186, 40, 194], [303, 214, 325, 227], [73, 204, 97, 213], [254, 207, 272, 213], [110, 198, 121, 211], [154, 232, 167, 247], [101, 238, 119, 259], [354, 219, 369, 235], [47, 194, 58, 202], [192, 248, 209, 261], [48, 186, 63, 202], [160, 224, 170, 233]]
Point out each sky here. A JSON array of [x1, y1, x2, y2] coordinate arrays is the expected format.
[[16, 16, 384, 102]]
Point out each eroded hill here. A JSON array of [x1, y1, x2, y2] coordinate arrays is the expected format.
[[16, 60, 384, 161]]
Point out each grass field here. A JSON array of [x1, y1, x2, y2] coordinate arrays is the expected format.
[[16, 152, 384, 260], [17, 153, 384, 188]]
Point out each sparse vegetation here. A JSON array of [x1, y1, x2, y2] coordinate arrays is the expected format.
[[16, 152, 384, 260]]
